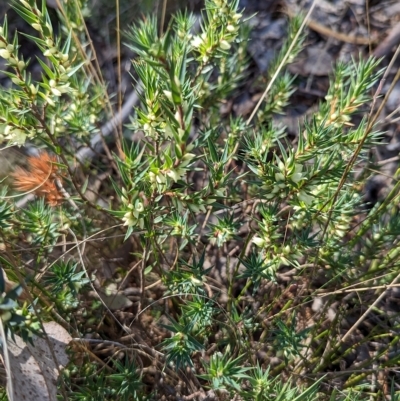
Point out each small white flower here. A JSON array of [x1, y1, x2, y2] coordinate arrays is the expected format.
[[123, 211, 136, 227], [191, 35, 203, 48], [135, 200, 144, 213], [132, 200, 144, 218]]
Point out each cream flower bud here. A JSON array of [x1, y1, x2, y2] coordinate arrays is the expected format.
[[219, 40, 231, 50], [0, 49, 10, 59], [4, 125, 11, 137], [156, 173, 166, 184], [252, 236, 265, 247], [123, 211, 135, 227], [43, 47, 57, 57], [163, 90, 173, 102], [11, 77, 24, 85], [1, 311, 12, 322], [51, 87, 61, 96], [32, 23, 42, 31], [45, 96, 55, 107]]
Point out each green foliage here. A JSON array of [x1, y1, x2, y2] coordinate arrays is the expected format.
[[272, 312, 310, 364], [108, 358, 143, 401], [199, 351, 252, 393], [161, 317, 204, 369], [43, 260, 89, 310], [0, 0, 397, 399], [242, 364, 323, 401], [0, 267, 40, 343]]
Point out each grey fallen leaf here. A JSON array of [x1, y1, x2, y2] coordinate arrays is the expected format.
[[6, 321, 72, 401], [96, 290, 133, 310]]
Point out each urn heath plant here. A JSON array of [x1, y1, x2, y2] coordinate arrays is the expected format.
[[0, 0, 396, 399]]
